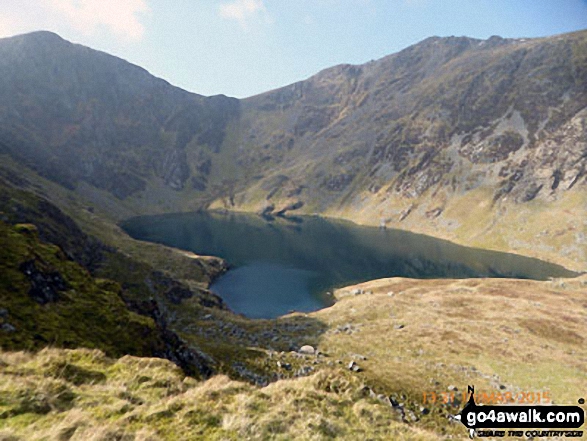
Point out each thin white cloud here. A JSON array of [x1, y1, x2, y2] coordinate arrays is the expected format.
[[50, 0, 150, 40], [219, 0, 269, 29], [0, 0, 150, 41], [0, 15, 19, 38], [0, 0, 49, 38]]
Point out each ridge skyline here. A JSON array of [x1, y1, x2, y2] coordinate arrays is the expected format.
[[2, 27, 585, 99]]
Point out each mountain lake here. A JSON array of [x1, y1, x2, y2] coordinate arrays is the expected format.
[[121, 211, 577, 319]]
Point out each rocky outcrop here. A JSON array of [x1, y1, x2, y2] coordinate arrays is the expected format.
[[19, 260, 68, 305], [236, 32, 587, 211], [125, 298, 215, 378]]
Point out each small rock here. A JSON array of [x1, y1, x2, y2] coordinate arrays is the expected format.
[[1, 323, 16, 333], [389, 396, 401, 408], [420, 406, 430, 415], [202, 314, 212, 320], [352, 353, 368, 361], [0, 308, 8, 318], [448, 385, 458, 392], [394, 324, 405, 330], [276, 361, 292, 371], [299, 345, 315, 355], [405, 410, 419, 422], [351, 288, 362, 295], [348, 361, 361, 372], [392, 405, 405, 419], [387, 291, 395, 297], [295, 366, 313, 376]]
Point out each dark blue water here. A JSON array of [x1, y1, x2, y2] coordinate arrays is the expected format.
[[121, 211, 576, 318]]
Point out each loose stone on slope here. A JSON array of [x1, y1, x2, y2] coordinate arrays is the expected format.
[[299, 345, 315, 355]]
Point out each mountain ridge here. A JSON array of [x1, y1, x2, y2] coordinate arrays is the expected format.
[[0, 29, 585, 269]]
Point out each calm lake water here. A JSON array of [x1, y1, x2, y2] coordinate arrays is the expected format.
[[121, 211, 576, 319]]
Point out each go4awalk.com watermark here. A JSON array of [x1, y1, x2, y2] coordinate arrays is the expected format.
[[452, 386, 585, 438]]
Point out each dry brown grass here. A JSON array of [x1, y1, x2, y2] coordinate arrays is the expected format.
[[0, 348, 442, 440], [2, 275, 585, 439], [317, 275, 587, 435]]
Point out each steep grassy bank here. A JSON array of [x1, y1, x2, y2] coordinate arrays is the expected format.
[[0, 348, 442, 441], [0, 221, 159, 357]]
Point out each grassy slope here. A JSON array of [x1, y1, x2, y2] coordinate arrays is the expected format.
[[0, 155, 226, 289], [323, 276, 587, 429], [0, 349, 439, 441], [0, 221, 160, 357], [1, 275, 585, 439], [328, 185, 587, 272]]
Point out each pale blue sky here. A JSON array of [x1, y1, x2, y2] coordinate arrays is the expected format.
[[1, 0, 586, 98]]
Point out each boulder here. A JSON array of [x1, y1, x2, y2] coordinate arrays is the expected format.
[[299, 345, 315, 355]]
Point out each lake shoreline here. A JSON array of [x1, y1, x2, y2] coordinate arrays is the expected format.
[[121, 210, 579, 319]]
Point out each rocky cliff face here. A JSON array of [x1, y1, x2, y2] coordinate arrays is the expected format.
[[230, 32, 586, 209], [0, 30, 585, 267], [0, 31, 239, 198]]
